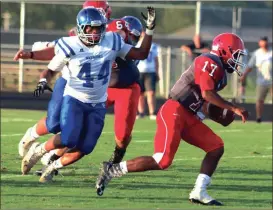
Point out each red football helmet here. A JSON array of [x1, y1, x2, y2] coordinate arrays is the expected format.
[[83, 0, 112, 20], [211, 33, 247, 76]]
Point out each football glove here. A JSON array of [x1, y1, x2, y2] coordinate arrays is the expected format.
[[141, 6, 156, 30], [34, 79, 53, 97]]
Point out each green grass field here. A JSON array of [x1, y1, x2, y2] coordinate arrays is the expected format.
[[1, 109, 272, 209]]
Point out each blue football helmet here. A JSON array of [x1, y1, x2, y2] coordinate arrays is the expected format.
[[76, 7, 107, 45], [122, 16, 143, 46]]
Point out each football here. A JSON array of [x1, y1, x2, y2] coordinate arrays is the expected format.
[[207, 103, 235, 126]]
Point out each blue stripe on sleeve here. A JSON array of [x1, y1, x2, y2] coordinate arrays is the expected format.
[[57, 41, 69, 57], [112, 33, 116, 51], [116, 33, 121, 51], [60, 38, 76, 56]]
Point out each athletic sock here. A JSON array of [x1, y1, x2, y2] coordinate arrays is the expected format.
[[109, 145, 126, 164], [119, 161, 128, 174], [30, 124, 40, 139], [52, 159, 64, 170], [193, 173, 211, 190]]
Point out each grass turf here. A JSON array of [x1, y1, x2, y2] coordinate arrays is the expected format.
[[1, 109, 272, 209]]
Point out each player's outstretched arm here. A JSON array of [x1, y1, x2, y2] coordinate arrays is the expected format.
[[125, 6, 156, 60], [13, 47, 55, 61]]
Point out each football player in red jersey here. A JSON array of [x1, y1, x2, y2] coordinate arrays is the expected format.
[[96, 33, 249, 205]]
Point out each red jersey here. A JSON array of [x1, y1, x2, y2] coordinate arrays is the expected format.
[[169, 53, 227, 114], [106, 19, 129, 42]]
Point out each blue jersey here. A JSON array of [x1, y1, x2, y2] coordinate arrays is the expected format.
[[108, 57, 139, 88]]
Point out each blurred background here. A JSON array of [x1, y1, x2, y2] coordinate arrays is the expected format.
[[1, 0, 272, 104]]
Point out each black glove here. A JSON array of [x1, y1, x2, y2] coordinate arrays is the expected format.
[[34, 80, 53, 97], [141, 6, 156, 30]]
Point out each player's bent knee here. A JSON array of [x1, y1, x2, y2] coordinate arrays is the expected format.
[[46, 118, 61, 134], [79, 146, 94, 155], [205, 136, 224, 153], [63, 140, 77, 149], [152, 152, 173, 170]]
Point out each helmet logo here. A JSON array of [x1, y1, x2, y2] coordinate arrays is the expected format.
[[212, 44, 219, 51]]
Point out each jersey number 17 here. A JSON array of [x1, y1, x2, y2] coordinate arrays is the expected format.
[[202, 61, 217, 77]]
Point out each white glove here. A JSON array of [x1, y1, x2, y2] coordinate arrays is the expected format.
[[141, 6, 156, 30]]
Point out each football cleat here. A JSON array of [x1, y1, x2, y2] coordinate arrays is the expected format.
[[39, 163, 56, 183], [149, 114, 157, 120], [35, 165, 59, 177], [95, 162, 114, 196], [40, 150, 56, 166], [189, 189, 223, 206], [95, 162, 125, 196], [18, 127, 36, 158], [21, 142, 45, 175], [136, 113, 145, 119]]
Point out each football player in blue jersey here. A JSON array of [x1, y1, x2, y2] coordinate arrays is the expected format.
[[14, 6, 156, 183], [17, 0, 141, 178]]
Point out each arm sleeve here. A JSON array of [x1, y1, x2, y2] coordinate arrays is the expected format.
[[47, 54, 68, 72], [117, 39, 132, 59], [247, 51, 256, 68], [110, 32, 132, 59], [47, 40, 69, 71], [32, 41, 51, 51]]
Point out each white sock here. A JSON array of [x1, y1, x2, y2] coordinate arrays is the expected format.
[[53, 149, 59, 155], [194, 173, 211, 190], [30, 124, 40, 139], [119, 161, 128, 174], [52, 159, 63, 169], [35, 142, 47, 156]]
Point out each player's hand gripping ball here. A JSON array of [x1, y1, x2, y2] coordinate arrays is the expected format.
[[207, 103, 235, 127]]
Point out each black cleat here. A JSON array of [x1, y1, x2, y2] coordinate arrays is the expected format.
[[95, 162, 113, 196], [96, 182, 105, 196], [189, 198, 223, 206]]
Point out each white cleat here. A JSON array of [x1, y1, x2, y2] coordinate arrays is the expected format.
[[21, 142, 44, 175], [39, 163, 56, 183], [189, 188, 223, 206], [149, 114, 157, 120], [18, 128, 36, 158]]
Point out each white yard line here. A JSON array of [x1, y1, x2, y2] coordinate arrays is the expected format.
[[1, 118, 36, 123], [1, 128, 271, 138]]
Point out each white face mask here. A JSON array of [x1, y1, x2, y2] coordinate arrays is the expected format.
[[227, 49, 248, 76], [77, 24, 106, 45]]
